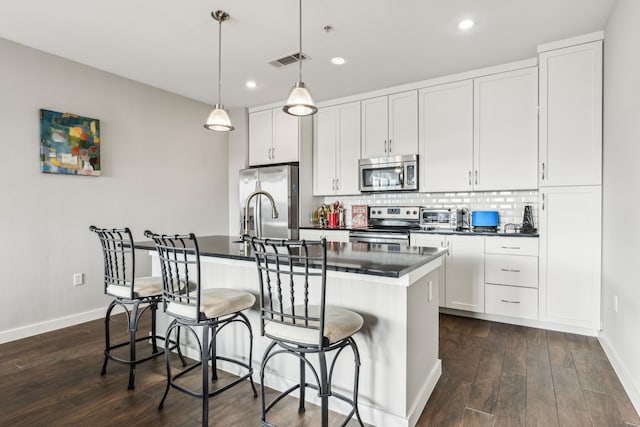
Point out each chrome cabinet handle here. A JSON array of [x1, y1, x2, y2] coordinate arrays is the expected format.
[[446, 240, 451, 256], [500, 299, 521, 304], [542, 193, 545, 210], [474, 170, 478, 185], [541, 162, 545, 180], [335, 178, 339, 191], [500, 268, 521, 273], [501, 246, 521, 250], [468, 171, 472, 186], [384, 140, 387, 153], [389, 139, 392, 153], [272, 147, 275, 160]]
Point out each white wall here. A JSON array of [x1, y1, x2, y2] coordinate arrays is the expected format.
[[601, 0, 640, 412], [0, 38, 230, 342]]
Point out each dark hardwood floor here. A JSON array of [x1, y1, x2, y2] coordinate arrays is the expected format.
[[1, 312, 638, 426]]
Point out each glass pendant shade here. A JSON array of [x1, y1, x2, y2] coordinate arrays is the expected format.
[[283, 0, 317, 117], [204, 104, 234, 131], [283, 81, 317, 116]]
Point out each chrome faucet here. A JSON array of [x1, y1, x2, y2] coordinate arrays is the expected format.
[[243, 190, 279, 238]]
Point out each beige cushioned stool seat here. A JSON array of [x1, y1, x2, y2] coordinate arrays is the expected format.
[[106, 276, 163, 299], [167, 288, 256, 321], [264, 305, 364, 346]]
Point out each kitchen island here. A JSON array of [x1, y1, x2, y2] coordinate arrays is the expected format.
[[135, 235, 446, 427]]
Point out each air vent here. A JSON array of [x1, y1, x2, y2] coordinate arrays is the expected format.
[[269, 52, 309, 68]]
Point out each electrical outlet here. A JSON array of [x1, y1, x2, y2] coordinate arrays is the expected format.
[[428, 280, 433, 302], [614, 295, 618, 313], [73, 272, 84, 286]]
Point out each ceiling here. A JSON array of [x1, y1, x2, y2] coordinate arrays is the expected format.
[[0, 0, 616, 110]]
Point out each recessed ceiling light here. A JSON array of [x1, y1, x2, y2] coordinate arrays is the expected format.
[[246, 80, 257, 89], [458, 19, 474, 30], [331, 57, 346, 65]]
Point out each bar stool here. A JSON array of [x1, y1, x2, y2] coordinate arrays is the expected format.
[[89, 226, 183, 390], [245, 236, 365, 427], [145, 231, 257, 426]]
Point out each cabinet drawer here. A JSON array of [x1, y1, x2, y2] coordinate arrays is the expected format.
[[485, 284, 538, 320], [299, 229, 349, 243], [485, 254, 538, 288], [485, 236, 538, 256]]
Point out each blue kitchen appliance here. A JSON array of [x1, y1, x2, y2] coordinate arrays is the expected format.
[[471, 210, 499, 232]]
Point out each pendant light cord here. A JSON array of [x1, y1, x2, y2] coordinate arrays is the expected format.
[[298, 0, 302, 82], [218, 15, 223, 106]]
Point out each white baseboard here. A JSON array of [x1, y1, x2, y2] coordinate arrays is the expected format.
[[598, 331, 640, 418], [439, 307, 599, 336], [0, 307, 105, 344], [407, 359, 442, 427]]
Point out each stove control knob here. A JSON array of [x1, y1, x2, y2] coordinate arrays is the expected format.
[[413, 210, 417, 215], [406, 210, 410, 215]]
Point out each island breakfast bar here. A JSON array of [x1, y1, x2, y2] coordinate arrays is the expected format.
[[135, 235, 446, 427]]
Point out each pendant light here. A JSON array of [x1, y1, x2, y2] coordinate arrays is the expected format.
[[283, 0, 317, 116], [204, 10, 234, 131]]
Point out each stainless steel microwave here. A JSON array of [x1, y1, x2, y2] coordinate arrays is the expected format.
[[359, 155, 418, 192]]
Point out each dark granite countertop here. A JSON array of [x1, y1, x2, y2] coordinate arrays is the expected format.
[[134, 235, 447, 279], [410, 229, 539, 237], [300, 225, 538, 237]]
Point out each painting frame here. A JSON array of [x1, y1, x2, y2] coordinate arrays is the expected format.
[[40, 109, 101, 176]]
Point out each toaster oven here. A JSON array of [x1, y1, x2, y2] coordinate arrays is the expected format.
[[420, 208, 468, 231]]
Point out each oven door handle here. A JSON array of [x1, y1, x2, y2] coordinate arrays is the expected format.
[[349, 231, 410, 243]]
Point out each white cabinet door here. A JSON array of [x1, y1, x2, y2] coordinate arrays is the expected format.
[[250, 108, 299, 166], [539, 186, 601, 330], [388, 91, 418, 156], [361, 96, 388, 158], [445, 235, 485, 313], [335, 102, 361, 195], [314, 108, 339, 195], [539, 41, 603, 187], [419, 80, 474, 192], [473, 67, 538, 191], [249, 109, 273, 166], [272, 109, 299, 164], [411, 233, 447, 307], [314, 102, 361, 196]]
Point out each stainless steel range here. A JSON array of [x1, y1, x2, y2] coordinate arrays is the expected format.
[[349, 206, 421, 246]]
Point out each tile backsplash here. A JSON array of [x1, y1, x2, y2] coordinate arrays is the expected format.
[[321, 190, 538, 230]]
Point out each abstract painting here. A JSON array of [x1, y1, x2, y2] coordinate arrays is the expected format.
[[40, 109, 101, 176]]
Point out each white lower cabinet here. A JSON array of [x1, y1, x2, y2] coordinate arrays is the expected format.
[[538, 186, 601, 330], [412, 233, 539, 320], [485, 284, 538, 320], [485, 236, 539, 320], [299, 229, 350, 243], [412, 233, 485, 312], [445, 235, 485, 313]]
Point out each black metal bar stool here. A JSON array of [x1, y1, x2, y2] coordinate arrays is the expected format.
[[145, 231, 257, 426], [245, 236, 365, 427], [89, 226, 184, 390]]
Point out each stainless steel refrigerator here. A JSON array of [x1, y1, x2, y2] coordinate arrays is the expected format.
[[239, 165, 299, 239]]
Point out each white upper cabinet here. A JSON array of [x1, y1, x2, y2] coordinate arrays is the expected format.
[[418, 67, 537, 192], [473, 67, 538, 191], [539, 40, 603, 186], [314, 102, 360, 195], [249, 108, 299, 166], [419, 80, 474, 192], [361, 91, 418, 158]]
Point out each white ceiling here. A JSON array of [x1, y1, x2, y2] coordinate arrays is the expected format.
[[0, 0, 616, 110]]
